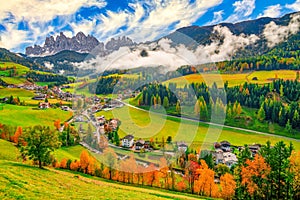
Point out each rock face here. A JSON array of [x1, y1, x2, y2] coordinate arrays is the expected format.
[[26, 32, 135, 57], [105, 36, 135, 51], [26, 32, 100, 56]]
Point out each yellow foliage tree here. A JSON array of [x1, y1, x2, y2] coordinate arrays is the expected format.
[[220, 173, 236, 200]]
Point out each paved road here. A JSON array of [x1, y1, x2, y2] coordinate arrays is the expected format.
[[117, 100, 300, 143]]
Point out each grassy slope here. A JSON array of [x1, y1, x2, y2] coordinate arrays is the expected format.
[[0, 140, 20, 162], [54, 145, 86, 161], [0, 104, 71, 127], [164, 70, 298, 88], [0, 140, 201, 200], [0, 61, 63, 85], [0, 77, 27, 85], [0, 62, 30, 85], [0, 160, 203, 200], [0, 62, 30, 76], [97, 106, 300, 151], [0, 87, 71, 104], [0, 88, 34, 97]]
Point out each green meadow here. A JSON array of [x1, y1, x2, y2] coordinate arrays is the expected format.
[[0, 139, 201, 200], [0, 88, 34, 97], [0, 88, 71, 106], [0, 62, 30, 76], [164, 70, 298, 88], [0, 104, 71, 127], [97, 106, 300, 151], [0, 140, 20, 162], [54, 145, 86, 161]]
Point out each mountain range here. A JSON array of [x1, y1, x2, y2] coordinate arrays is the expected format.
[[1, 11, 299, 75], [25, 32, 135, 57]]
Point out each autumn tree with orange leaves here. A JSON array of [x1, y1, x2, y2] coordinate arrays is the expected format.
[[87, 156, 97, 175], [176, 180, 187, 192], [290, 151, 300, 199], [144, 163, 159, 187], [194, 160, 219, 198], [185, 159, 200, 194], [11, 126, 22, 145], [240, 154, 271, 199], [70, 160, 80, 171], [54, 119, 61, 130], [80, 150, 90, 173], [60, 158, 67, 169], [220, 173, 236, 200]]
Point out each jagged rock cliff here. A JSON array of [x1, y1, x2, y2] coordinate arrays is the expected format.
[[26, 32, 135, 57]]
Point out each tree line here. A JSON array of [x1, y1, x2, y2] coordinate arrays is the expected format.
[[136, 79, 300, 131], [26, 71, 69, 85]]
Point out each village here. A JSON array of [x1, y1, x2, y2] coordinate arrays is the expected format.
[[1, 81, 263, 174], [76, 94, 263, 172]]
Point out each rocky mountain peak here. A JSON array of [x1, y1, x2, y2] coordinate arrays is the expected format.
[[25, 32, 101, 56], [26, 32, 136, 57], [105, 36, 135, 51]]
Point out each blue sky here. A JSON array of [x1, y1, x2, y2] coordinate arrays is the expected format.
[[0, 0, 299, 53]]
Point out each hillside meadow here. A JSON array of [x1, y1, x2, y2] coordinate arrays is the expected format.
[[0, 140, 20, 162], [97, 106, 300, 151], [0, 140, 202, 200], [0, 62, 30, 76], [0, 104, 71, 127], [164, 70, 298, 87], [0, 88, 71, 106]]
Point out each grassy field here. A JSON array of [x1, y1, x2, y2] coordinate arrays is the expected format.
[[35, 82, 57, 86], [62, 79, 97, 96], [0, 139, 201, 200], [0, 160, 203, 200], [0, 88, 71, 106], [54, 145, 86, 161], [247, 70, 297, 84], [0, 88, 34, 97], [0, 140, 20, 162], [0, 104, 72, 127], [0, 62, 30, 76], [105, 73, 141, 79], [0, 77, 27, 85], [164, 70, 298, 88], [0, 138, 84, 164], [97, 106, 300, 151]]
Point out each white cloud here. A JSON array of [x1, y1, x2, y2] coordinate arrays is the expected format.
[[44, 62, 54, 69], [206, 10, 224, 25], [195, 25, 259, 63], [226, 0, 256, 22], [94, 0, 223, 42], [286, 0, 300, 11], [258, 4, 282, 18], [0, 23, 29, 50], [70, 19, 97, 36], [263, 13, 300, 47], [0, 0, 224, 52], [78, 25, 259, 72], [0, 0, 106, 51], [0, 0, 106, 23]]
